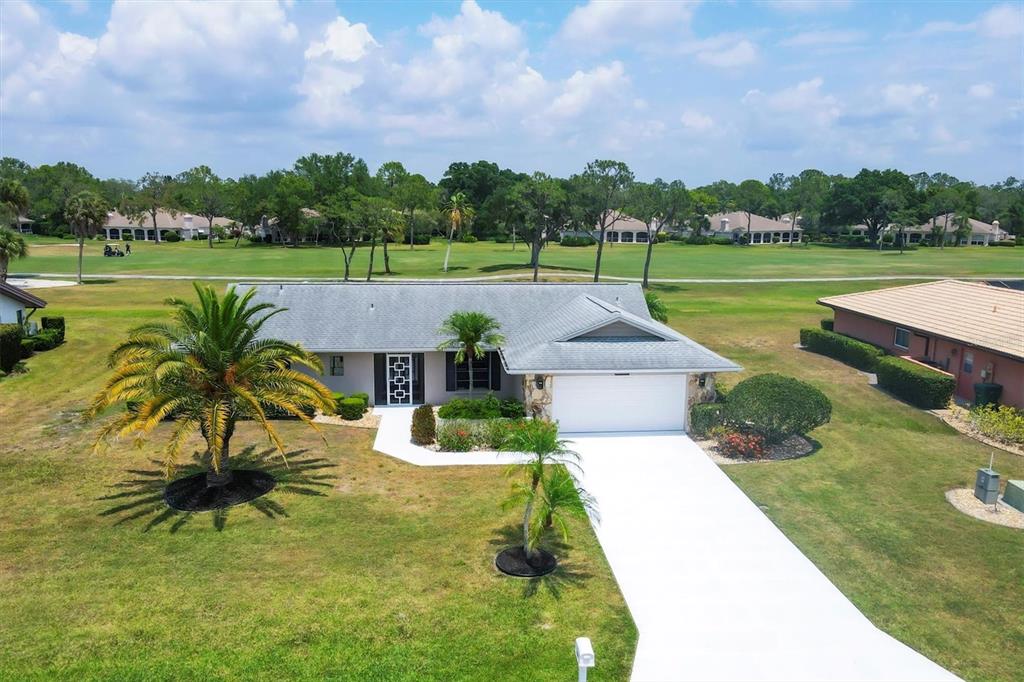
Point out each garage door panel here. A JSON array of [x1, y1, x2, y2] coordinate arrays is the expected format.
[[551, 374, 686, 433]]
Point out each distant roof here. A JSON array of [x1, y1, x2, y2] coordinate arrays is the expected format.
[[711, 212, 797, 233], [911, 213, 1006, 236], [240, 282, 739, 374], [17, 215, 34, 224], [0, 281, 46, 309], [819, 280, 1024, 360], [105, 209, 234, 230]]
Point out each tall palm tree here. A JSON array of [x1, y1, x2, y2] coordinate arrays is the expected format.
[[0, 228, 28, 283], [0, 179, 30, 227], [644, 290, 669, 323], [442, 192, 474, 273], [436, 311, 504, 395], [66, 190, 108, 284], [90, 284, 335, 488]]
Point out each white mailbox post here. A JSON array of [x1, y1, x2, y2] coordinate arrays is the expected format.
[[575, 637, 595, 682]]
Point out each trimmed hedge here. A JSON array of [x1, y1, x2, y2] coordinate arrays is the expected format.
[[690, 402, 724, 437], [25, 329, 61, 352], [437, 394, 524, 420], [800, 327, 883, 371], [411, 404, 437, 445], [163, 232, 182, 242], [41, 316, 65, 343], [349, 392, 370, 409], [724, 373, 832, 443], [0, 324, 22, 373], [338, 397, 366, 420], [875, 356, 955, 409], [820, 318, 834, 331], [561, 235, 596, 247]]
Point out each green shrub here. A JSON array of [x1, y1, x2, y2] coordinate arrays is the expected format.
[[875, 356, 954, 409], [967, 404, 1024, 445], [331, 392, 345, 414], [690, 402, 724, 437], [0, 324, 23, 373], [724, 373, 832, 443], [41, 316, 65, 343], [19, 338, 34, 358], [338, 397, 366, 420], [461, 235, 478, 243], [991, 240, 1016, 247], [410, 232, 432, 245], [436, 420, 479, 451], [499, 398, 525, 418], [26, 329, 61, 352], [561, 234, 596, 247], [820, 318, 834, 331], [437, 394, 508, 420], [349, 392, 370, 409], [163, 232, 182, 243], [711, 236, 733, 245], [411, 404, 437, 445], [262, 403, 316, 420], [799, 327, 883, 371], [122, 233, 134, 241]]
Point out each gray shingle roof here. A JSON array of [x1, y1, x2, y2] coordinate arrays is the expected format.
[[239, 282, 740, 374]]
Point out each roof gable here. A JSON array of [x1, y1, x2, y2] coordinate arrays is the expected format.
[[0, 282, 46, 309]]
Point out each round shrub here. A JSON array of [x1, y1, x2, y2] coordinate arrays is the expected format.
[[411, 404, 437, 445], [338, 397, 366, 420], [724, 373, 832, 443], [349, 392, 370, 409], [690, 402, 724, 437], [162, 231, 182, 242], [436, 420, 478, 451]]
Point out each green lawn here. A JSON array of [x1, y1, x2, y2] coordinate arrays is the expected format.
[[0, 281, 636, 680], [14, 235, 1023, 281]]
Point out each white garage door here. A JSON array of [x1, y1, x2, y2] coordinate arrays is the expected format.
[[551, 373, 687, 433]]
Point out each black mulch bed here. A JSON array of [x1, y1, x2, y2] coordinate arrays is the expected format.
[[495, 546, 558, 577], [164, 470, 276, 512]]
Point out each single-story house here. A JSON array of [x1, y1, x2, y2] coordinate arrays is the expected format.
[[594, 214, 660, 244], [707, 212, 802, 245], [819, 280, 1024, 408], [14, 216, 34, 234], [907, 214, 1009, 246], [0, 281, 46, 331], [242, 282, 741, 433], [253, 208, 323, 243], [103, 210, 235, 242]]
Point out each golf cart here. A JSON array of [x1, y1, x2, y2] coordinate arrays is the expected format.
[[104, 242, 126, 257]]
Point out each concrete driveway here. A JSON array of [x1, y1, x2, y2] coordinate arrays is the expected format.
[[568, 432, 956, 682]]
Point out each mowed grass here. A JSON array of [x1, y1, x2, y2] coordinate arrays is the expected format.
[[14, 235, 1024, 281], [0, 281, 636, 681], [656, 281, 1024, 682]]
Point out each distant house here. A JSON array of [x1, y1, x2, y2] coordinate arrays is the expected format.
[[707, 212, 802, 245], [0, 281, 46, 331], [13, 216, 34, 235], [254, 208, 323, 243], [103, 210, 235, 242], [595, 214, 658, 244], [818, 280, 1024, 408], [907, 214, 1009, 246]]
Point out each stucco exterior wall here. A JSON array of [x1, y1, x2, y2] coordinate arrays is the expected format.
[[312, 352, 375, 397], [832, 310, 1024, 409], [0, 296, 25, 325]]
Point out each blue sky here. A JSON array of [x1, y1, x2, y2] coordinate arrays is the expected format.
[[1, 1, 1021, 185]]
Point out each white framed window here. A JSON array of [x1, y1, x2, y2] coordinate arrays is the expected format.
[[621, 232, 634, 243], [636, 232, 649, 243], [606, 231, 618, 242], [963, 351, 974, 374], [893, 327, 911, 350], [330, 355, 344, 376]]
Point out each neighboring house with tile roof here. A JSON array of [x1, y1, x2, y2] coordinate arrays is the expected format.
[[241, 282, 740, 432], [707, 212, 803, 245], [819, 280, 1024, 408], [906, 214, 1009, 246], [103, 209, 235, 242]]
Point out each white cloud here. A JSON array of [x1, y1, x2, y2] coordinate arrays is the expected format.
[[976, 3, 1024, 38], [546, 61, 628, 119], [881, 83, 938, 112], [779, 28, 865, 47], [305, 17, 378, 62], [482, 63, 549, 113], [680, 109, 715, 132], [558, 0, 698, 50], [743, 77, 841, 132], [420, 0, 522, 56], [761, 1, 853, 13], [968, 82, 995, 99], [680, 33, 759, 68], [60, 0, 89, 15]]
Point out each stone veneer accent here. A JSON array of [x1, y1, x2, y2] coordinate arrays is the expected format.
[[522, 373, 553, 420], [687, 372, 717, 410]]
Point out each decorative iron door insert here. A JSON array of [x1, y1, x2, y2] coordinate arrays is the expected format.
[[387, 354, 413, 405]]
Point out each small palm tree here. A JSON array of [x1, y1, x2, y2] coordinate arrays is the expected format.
[[501, 420, 588, 567], [436, 311, 504, 395], [644, 290, 669, 323], [90, 283, 335, 489], [442, 192, 474, 273], [0, 179, 30, 226], [66, 190, 108, 284], [0, 228, 28, 283]]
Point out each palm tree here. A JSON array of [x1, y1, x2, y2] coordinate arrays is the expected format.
[[0, 179, 30, 227], [66, 190, 108, 284], [953, 212, 972, 246], [90, 284, 335, 491], [644, 290, 669, 323], [500, 419, 591, 569], [0, 228, 28, 283], [436, 311, 504, 395], [442, 192, 474, 273]]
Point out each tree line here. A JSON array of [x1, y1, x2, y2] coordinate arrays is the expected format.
[[1, 154, 1022, 286]]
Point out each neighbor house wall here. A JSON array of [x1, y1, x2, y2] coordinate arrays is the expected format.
[[833, 310, 930, 357], [0, 297, 24, 325]]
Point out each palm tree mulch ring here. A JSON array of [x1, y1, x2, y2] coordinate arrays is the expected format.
[[495, 546, 558, 578], [164, 470, 276, 512]]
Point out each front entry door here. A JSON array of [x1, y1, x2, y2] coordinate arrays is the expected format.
[[386, 354, 413, 405]]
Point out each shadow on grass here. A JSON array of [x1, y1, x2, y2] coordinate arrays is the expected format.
[[478, 263, 590, 274], [97, 446, 336, 532], [488, 524, 593, 599], [81, 279, 119, 285]]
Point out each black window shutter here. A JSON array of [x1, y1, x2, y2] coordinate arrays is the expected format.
[[489, 352, 501, 391], [413, 353, 425, 404], [445, 352, 457, 391], [373, 354, 386, 405]]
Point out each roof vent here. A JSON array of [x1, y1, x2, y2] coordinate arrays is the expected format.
[[370, 303, 375, 311], [615, 296, 621, 305]]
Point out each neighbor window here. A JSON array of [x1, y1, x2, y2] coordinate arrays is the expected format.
[[636, 232, 649, 243], [330, 355, 344, 376], [620, 232, 634, 243], [607, 231, 618, 242], [893, 327, 911, 350], [963, 351, 974, 374]]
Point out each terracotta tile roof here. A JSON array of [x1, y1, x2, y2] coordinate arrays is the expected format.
[[710, 212, 798, 233], [105, 209, 234, 230], [819, 280, 1024, 360]]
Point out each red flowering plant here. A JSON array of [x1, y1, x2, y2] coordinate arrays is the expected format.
[[717, 431, 767, 460]]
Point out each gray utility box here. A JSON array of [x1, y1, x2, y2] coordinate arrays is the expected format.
[[974, 468, 1000, 504]]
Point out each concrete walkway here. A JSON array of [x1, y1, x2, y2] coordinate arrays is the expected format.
[[12, 271, 1022, 285], [569, 433, 956, 682]]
